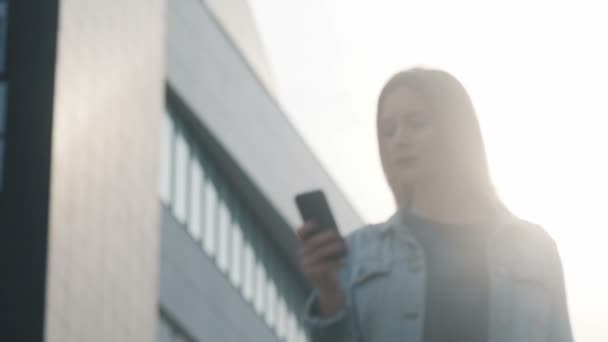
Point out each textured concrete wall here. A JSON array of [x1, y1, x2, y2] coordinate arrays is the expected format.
[[167, 0, 364, 237], [44, 1, 166, 341], [205, 0, 277, 96]]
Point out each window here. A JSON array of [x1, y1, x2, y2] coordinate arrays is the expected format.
[[265, 256, 277, 327], [162, 105, 313, 342], [274, 269, 286, 339], [254, 236, 268, 314], [187, 157, 203, 241], [297, 326, 308, 342], [242, 216, 256, 302], [256, 258, 267, 314], [173, 129, 189, 223], [216, 193, 232, 272], [159, 110, 174, 204], [203, 171, 219, 257], [230, 211, 243, 287], [287, 312, 297, 342], [285, 283, 308, 342], [276, 294, 288, 339]]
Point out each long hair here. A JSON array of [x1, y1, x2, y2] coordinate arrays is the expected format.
[[377, 67, 501, 206]]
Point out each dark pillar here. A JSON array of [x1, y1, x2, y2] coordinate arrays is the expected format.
[[0, 0, 60, 341]]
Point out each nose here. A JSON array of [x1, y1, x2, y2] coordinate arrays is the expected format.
[[388, 132, 413, 152], [380, 122, 415, 153]]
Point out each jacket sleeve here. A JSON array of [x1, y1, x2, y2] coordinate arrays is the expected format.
[[303, 232, 363, 342], [547, 240, 575, 342], [302, 254, 362, 342]]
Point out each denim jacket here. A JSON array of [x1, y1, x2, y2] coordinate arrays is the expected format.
[[303, 211, 574, 342]]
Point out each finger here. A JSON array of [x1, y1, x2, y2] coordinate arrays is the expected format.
[[296, 221, 319, 241], [300, 230, 343, 255], [303, 258, 347, 272], [301, 241, 347, 268], [300, 240, 347, 270], [304, 260, 347, 276], [299, 232, 344, 262]]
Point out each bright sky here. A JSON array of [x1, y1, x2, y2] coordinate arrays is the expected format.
[[249, 1, 607, 341]]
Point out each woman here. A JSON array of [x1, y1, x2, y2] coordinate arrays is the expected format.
[[297, 68, 573, 342]]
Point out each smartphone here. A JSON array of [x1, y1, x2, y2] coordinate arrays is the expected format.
[[295, 189, 338, 233], [295, 190, 347, 260]]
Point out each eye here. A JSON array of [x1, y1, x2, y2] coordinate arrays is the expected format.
[[380, 123, 397, 137], [407, 112, 431, 130]]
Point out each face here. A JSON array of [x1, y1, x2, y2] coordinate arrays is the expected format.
[[377, 87, 446, 196]]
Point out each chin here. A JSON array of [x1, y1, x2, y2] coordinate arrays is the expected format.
[[396, 171, 419, 185], [389, 173, 417, 196]]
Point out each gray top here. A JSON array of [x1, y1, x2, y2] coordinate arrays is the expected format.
[[402, 211, 491, 342]]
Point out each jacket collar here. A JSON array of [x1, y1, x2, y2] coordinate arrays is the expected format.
[[378, 206, 515, 236], [378, 210, 404, 235]]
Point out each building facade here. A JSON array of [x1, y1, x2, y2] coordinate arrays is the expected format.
[[1, 1, 363, 341]]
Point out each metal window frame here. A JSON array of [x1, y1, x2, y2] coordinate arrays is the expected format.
[[165, 90, 312, 341]]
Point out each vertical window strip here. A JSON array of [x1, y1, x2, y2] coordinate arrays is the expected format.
[[265, 248, 277, 327], [241, 213, 255, 302], [239, 210, 250, 298], [277, 295, 287, 339], [203, 163, 218, 257], [187, 154, 203, 241], [183, 134, 192, 229], [281, 273, 292, 340], [163, 108, 313, 341], [159, 110, 174, 204], [288, 275, 302, 320], [216, 187, 232, 273], [173, 126, 189, 223], [198, 155, 207, 249], [168, 111, 177, 208], [254, 228, 267, 314], [284, 276, 295, 342], [288, 312, 298, 342], [274, 261, 285, 339], [230, 202, 243, 288], [256, 258, 267, 315]]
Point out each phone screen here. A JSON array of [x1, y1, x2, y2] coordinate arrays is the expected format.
[[295, 190, 338, 231]]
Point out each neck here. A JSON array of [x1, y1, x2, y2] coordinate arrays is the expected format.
[[397, 177, 500, 225]]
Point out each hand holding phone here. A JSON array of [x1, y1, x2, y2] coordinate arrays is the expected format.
[[295, 189, 348, 315], [295, 189, 347, 260]]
